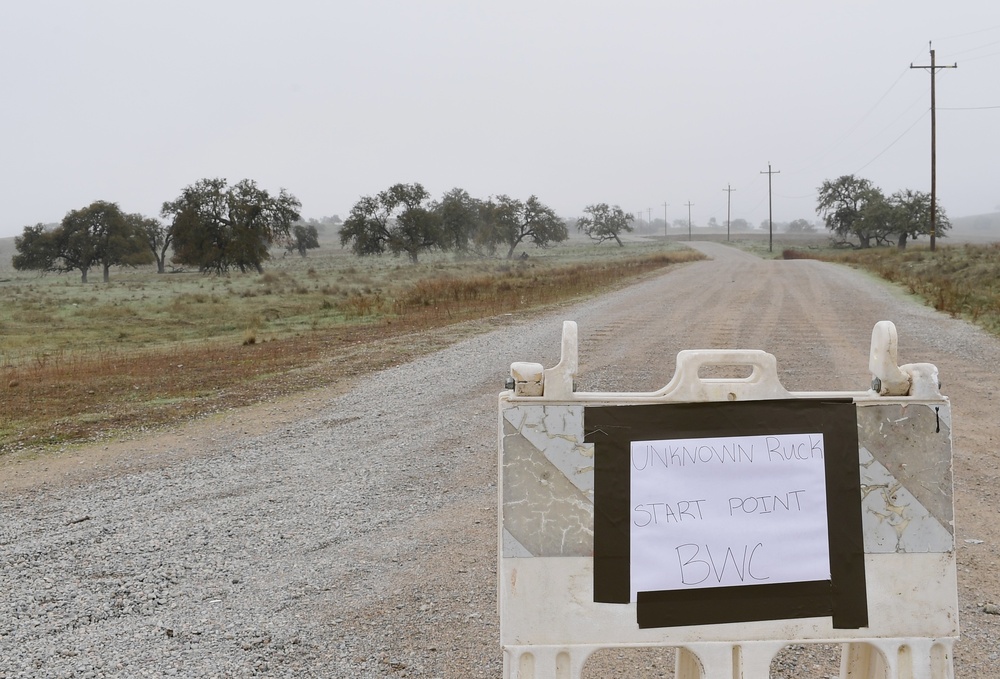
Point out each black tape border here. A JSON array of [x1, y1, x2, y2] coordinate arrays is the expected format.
[[588, 399, 867, 629]]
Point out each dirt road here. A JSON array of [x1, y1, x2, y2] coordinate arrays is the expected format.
[[1, 241, 997, 677]]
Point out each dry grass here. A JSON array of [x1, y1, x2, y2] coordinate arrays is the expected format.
[[0, 239, 703, 453], [782, 242, 1000, 335]]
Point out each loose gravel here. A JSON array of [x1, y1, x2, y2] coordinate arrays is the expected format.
[[2, 242, 998, 678]]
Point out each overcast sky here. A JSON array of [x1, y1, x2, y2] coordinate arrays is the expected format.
[[1, 1, 998, 237]]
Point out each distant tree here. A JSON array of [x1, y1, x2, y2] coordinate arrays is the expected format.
[[390, 195, 440, 263], [886, 189, 950, 250], [489, 195, 567, 259], [162, 178, 302, 274], [135, 214, 172, 273], [432, 187, 484, 253], [817, 176, 949, 249], [470, 199, 508, 256], [13, 201, 152, 282], [286, 224, 320, 256], [785, 219, 816, 233], [340, 183, 441, 263], [672, 218, 687, 230], [708, 217, 719, 229], [860, 191, 895, 247], [816, 175, 882, 248], [11, 224, 59, 273], [731, 218, 751, 232], [302, 215, 341, 235], [577, 203, 634, 246]]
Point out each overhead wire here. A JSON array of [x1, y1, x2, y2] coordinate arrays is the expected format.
[[852, 110, 928, 174], [954, 49, 1000, 63], [787, 66, 913, 175], [931, 54, 999, 110], [935, 24, 1000, 41], [787, 43, 929, 178], [941, 37, 1000, 58]]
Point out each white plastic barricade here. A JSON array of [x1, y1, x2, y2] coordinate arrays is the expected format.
[[498, 321, 957, 679]]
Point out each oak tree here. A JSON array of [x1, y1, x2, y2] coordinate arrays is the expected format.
[[817, 175, 950, 249], [162, 178, 302, 274], [13, 201, 151, 282], [488, 195, 567, 259], [134, 214, 172, 273], [577, 203, 634, 246], [286, 224, 321, 257], [816, 175, 882, 248], [432, 187, 485, 254], [886, 189, 950, 250], [340, 183, 442, 263]]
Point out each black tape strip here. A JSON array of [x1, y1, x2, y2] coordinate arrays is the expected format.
[[637, 581, 832, 628], [591, 411, 632, 603]]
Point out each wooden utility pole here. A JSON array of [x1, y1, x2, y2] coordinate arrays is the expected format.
[[760, 164, 780, 252], [722, 184, 735, 242], [911, 42, 957, 252], [662, 202, 669, 237], [685, 201, 694, 241]]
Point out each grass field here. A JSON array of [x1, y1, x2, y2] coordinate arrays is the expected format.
[[6, 227, 999, 456], [0, 235, 703, 453]]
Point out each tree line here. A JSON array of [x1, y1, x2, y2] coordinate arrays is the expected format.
[[13, 178, 312, 282], [339, 183, 638, 262], [13, 179, 642, 281], [340, 184, 565, 262], [816, 175, 949, 249]]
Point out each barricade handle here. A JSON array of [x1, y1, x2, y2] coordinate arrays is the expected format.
[[659, 349, 792, 402]]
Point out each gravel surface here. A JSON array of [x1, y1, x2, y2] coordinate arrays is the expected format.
[[1, 241, 998, 678]]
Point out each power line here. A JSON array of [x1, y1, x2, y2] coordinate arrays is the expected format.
[[943, 37, 1000, 57], [936, 24, 1000, 41], [788, 66, 913, 174], [852, 110, 928, 174], [958, 50, 1000, 63]]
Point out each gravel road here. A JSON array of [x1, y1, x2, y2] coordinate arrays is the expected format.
[[1, 241, 998, 678]]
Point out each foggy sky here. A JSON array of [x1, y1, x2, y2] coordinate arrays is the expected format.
[[1, 1, 998, 237]]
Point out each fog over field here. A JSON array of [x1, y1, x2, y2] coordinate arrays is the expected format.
[[1, 2, 999, 238]]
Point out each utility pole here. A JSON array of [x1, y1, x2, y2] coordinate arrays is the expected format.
[[662, 202, 669, 238], [911, 42, 957, 252], [722, 184, 735, 242], [760, 163, 780, 253], [647, 208, 652, 233], [685, 201, 694, 241]]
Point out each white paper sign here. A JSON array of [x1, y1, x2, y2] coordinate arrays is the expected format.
[[630, 433, 830, 601]]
